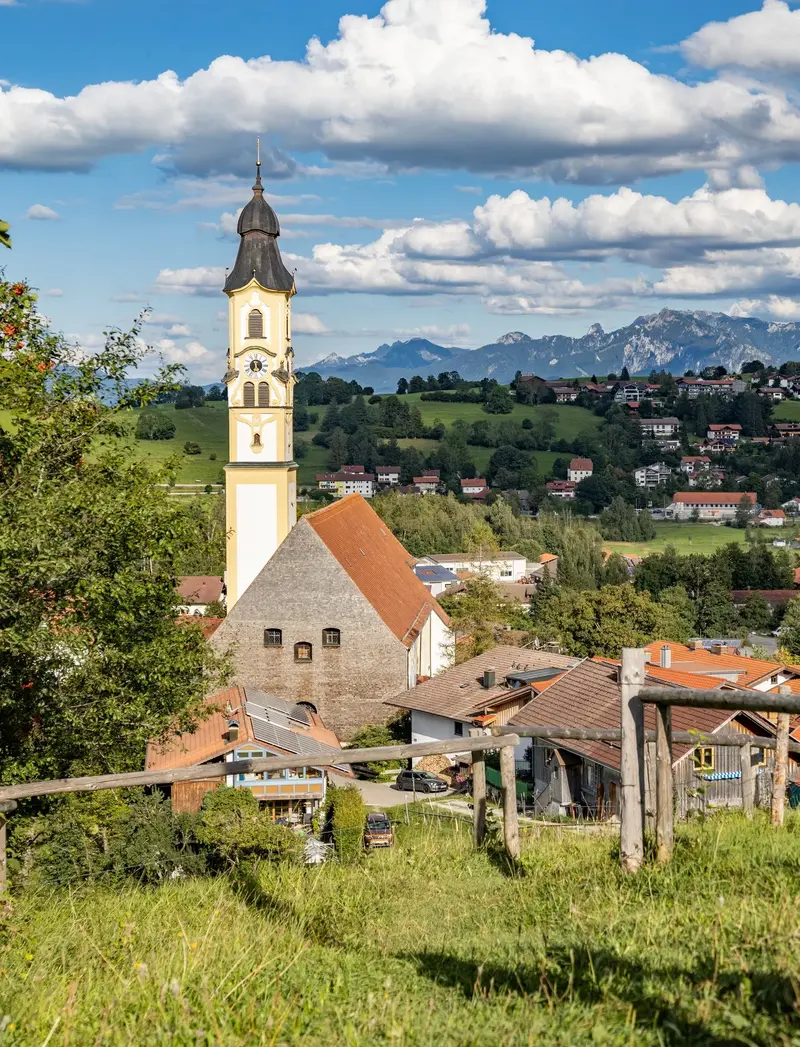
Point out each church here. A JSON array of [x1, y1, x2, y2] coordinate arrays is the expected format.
[[211, 155, 452, 737]]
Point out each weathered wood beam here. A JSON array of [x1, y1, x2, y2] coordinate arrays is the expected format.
[[496, 726, 800, 753], [620, 648, 647, 874], [469, 729, 487, 848], [0, 735, 519, 803], [772, 712, 790, 828], [0, 800, 17, 894], [500, 745, 520, 861], [655, 705, 673, 864], [644, 688, 800, 714]]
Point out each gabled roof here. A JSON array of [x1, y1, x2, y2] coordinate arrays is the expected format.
[[305, 494, 449, 647], [641, 640, 790, 689], [709, 423, 742, 430], [673, 491, 755, 504], [177, 576, 224, 604], [569, 458, 593, 470]]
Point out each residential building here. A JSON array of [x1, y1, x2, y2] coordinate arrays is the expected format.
[[634, 462, 672, 489], [413, 475, 440, 494], [731, 590, 796, 613], [145, 687, 348, 818], [508, 655, 790, 818], [386, 647, 576, 764], [677, 377, 735, 398], [783, 496, 800, 515], [772, 422, 800, 439], [687, 469, 725, 489], [641, 640, 798, 692], [567, 458, 593, 483], [758, 386, 785, 403], [546, 382, 579, 403], [680, 456, 711, 476], [460, 477, 489, 499], [416, 551, 528, 583], [668, 491, 756, 521], [376, 466, 401, 485], [211, 494, 453, 737], [546, 480, 577, 500], [413, 564, 461, 597], [634, 417, 681, 441], [613, 382, 655, 404], [707, 424, 742, 443], [176, 575, 225, 615], [759, 509, 786, 527], [315, 471, 375, 498]]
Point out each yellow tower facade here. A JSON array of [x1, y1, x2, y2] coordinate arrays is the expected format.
[[223, 158, 297, 609]]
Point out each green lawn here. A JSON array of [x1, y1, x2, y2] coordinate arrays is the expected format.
[[125, 402, 229, 485], [773, 400, 800, 421], [404, 394, 602, 438], [606, 521, 751, 557], [2, 814, 798, 1045]]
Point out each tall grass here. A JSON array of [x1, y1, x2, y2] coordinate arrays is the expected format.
[[1, 814, 799, 1045]]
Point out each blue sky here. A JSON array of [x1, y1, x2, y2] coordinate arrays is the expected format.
[[4, 0, 800, 379]]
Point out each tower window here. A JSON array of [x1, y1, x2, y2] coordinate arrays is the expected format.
[[243, 382, 255, 408], [252, 433, 261, 448], [322, 628, 341, 647], [294, 641, 313, 662], [257, 382, 270, 407], [264, 628, 282, 647], [248, 309, 264, 339]]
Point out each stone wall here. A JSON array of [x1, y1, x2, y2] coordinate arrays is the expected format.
[[212, 519, 409, 738]]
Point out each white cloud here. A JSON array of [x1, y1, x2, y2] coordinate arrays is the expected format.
[[167, 323, 192, 336], [391, 322, 471, 343], [116, 177, 318, 212], [155, 267, 224, 296], [292, 313, 331, 335], [208, 208, 411, 239], [4, 0, 800, 183], [26, 203, 60, 220], [730, 294, 800, 319], [42, 288, 64, 297], [455, 185, 483, 195], [682, 1, 800, 73]]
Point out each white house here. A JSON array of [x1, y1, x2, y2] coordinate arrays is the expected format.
[[707, 424, 742, 443], [316, 471, 375, 498], [413, 475, 440, 494], [545, 480, 577, 500], [414, 563, 461, 597], [567, 458, 593, 483], [635, 417, 681, 441], [634, 462, 672, 489], [680, 456, 711, 475], [417, 551, 528, 582], [669, 491, 756, 521], [758, 509, 786, 527], [376, 466, 401, 485], [460, 478, 489, 498]]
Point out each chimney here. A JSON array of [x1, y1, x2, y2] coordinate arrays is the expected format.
[[688, 640, 703, 651], [482, 667, 496, 689], [660, 644, 671, 669], [227, 719, 240, 742], [711, 643, 728, 656]]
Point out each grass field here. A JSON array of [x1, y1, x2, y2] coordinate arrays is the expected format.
[[2, 814, 798, 1045], [404, 394, 602, 438], [606, 521, 751, 556], [773, 400, 800, 422]]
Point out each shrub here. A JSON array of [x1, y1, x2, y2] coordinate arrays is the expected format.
[[196, 787, 303, 865], [135, 413, 176, 440], [209, 452, 217, 461], [348, 722, 404, 777], [323, 785, 366, 864], [183, 441, 202, 455]]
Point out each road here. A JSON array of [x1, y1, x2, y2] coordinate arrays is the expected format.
[[328, 772, 454, 808]]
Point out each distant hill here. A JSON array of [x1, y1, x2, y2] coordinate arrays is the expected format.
[[302, 309, 800, 391]]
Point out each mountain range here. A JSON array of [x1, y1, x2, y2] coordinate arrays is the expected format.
[[304, 309, 800, 391]]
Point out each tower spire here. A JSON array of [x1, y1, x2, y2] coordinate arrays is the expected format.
[[255, 137, 262, 190]]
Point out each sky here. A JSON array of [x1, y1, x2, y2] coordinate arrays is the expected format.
[[6, 0, 800, 380]]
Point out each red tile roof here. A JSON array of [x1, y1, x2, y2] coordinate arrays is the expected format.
[[673, 492, 755, 504], [461, 478, 487, 487], [569, 458, 593, 470], [177, 576, 224, 604], [306, 494, 449, 647], [641, 640, 790, 689], [759, 509, 786, 519], [709, 423, 742, 431]]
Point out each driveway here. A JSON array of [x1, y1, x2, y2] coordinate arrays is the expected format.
[[328, 772, 453, 808]]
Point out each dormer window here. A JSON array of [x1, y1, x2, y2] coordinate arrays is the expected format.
[[258, 382, 270, 407], [248, 309, 264, 339], [243, 382, 255, 408]]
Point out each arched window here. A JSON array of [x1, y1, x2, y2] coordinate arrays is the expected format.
[[248, 309, 264, 338], [257, 382, 270, 407], [296, 700, 317, 715], [264, 628, 282, 647], [322, 628, 341, 647], [252, 433, 262, 448], [294, 641, 313, 662], [243, 382, 255, 408]]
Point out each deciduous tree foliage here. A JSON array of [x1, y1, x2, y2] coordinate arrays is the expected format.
[[0, 278, 227, 783]]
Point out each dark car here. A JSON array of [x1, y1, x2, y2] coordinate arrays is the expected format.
[[395, 769, 448, 794], [364, 812, 394, 848]]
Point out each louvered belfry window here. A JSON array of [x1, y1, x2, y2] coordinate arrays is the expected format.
[[243, 382, 255, 407], [257, 382, 270, 407], [248, 309, 264, 338]]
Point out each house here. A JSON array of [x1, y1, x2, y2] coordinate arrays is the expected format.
[[758, 386, 785, 403], [707, 424, 742, 443], [773, 422, 800, 440], [568, 458, 593, 483], [759, 509, 786, 527], [614, 382, 650, 404], [386, 647, 576, 763], [416, 551, 528, 583], [413, 564, 461, 597], [176, 575, 225, 615], [641, 639, 798, 692], [668, 491, 756, 521], [376, 466, 401, 485], [316, 471, 375, 498], [461, 478, 490, 499], [211, 494, 453, 737], [688, 469, 725, 489], [782, 497, 800, 515], [546, 480, 577, 500], [634, 462, 672, 489], [508, 655, 790, 819], [546, 382, 579, 403], [634, 417, 681, 441], [731, 590, 796, 613], [413, 475, 440, 494], [677, 377, 735, 398], [145, 686, 348, 819], [680, 456, 711, 476]]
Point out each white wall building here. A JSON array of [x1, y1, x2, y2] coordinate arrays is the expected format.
[[567, 458, 593, 483], [417, 551, 528, 582], [634, 462, 672, 489], [669, 492, 756, 521]]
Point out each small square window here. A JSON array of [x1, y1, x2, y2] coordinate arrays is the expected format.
[[693, 746, 714, 773], [264, 628, 282, 647], [322, 628, 341, 647], [294, 641, 313, 662], [454, 722, 463, 737]]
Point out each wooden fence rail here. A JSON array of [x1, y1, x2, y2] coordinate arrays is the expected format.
[[493, 725, 800, 753]]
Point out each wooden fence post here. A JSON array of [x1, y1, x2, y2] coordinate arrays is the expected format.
[[655, 704, 673, 864], [740, 743, 756, 818], [469, 729, 487, 848], [0, 800, 17, 894], [771, 709, 790, 828], [620, 647, 647, 874], [500, 744, 521, 861]]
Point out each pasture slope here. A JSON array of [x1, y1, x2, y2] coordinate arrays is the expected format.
[[1, 814, 797, 1045]]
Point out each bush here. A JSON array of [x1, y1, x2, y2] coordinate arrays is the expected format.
[[347, 722, 405, 777], [196, 787, 303, 865], [183, 441, 202, 455], [323, 785, 366, 864], [135, 413, 176, 441], [209, 452, 217, 461]]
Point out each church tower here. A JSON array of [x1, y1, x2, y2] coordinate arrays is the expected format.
[[223, 149, 297, 609]]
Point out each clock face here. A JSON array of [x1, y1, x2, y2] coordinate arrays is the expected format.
[[244, 353, 266, 375]]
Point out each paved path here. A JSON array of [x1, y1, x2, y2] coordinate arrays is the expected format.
[[328, 773, 454, 808]]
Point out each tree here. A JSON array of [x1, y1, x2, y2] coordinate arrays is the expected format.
[[735, 494, 755, 529], [620, 366, 630, 381], [135, 413, 176, 440], [0, 218, 10, 249], [183, 441, 202, 455], [739, 592, 773, 635], [396, 378, 408, 395], [204, 384, 226, 401], [175, 384, 205, 409], [602, 553, 630, 586], [439, 576, 520, 660], [408, 375, 426, 393], [656, 585, 696, 643], [0, 277, 226, 784], [779, 598, 800, 656], [483, 385, 514, 414]]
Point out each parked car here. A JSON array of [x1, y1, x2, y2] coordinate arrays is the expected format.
[[395, 769, 448, 793], [364, 812, 394, 848]]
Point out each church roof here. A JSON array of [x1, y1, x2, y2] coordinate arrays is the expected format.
[[305, 494, 450, 648], [224, 163, 294, 295]]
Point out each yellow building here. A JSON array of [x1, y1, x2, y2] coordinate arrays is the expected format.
[[223, 155, 297, 609]]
